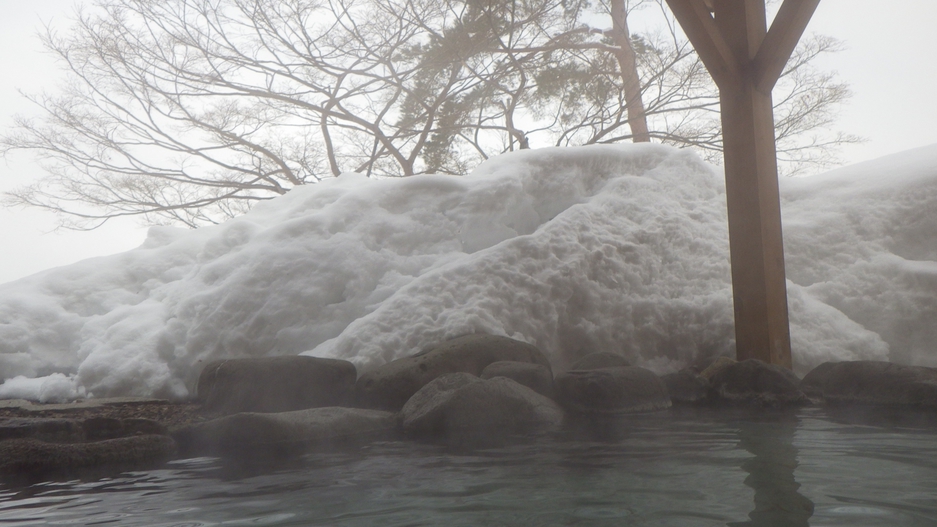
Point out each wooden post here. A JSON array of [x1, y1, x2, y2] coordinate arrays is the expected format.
[[664, 0, 820, 368]]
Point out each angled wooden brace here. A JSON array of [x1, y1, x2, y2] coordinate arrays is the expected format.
[[753, 0, 822, 92], [666, 0, 741, 88], [663, 0, 820, 369], [669, 0, 821, 91]]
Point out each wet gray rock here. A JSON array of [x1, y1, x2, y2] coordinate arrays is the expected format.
[[801, 361, 937, 407], [83, 417, 168, 440], [911, 381, 937, 407], [0, 435, 176, 478], [480, 361, 555, 399], [661, 371, 710, 404], [554, 366, 671, 414], [0, 397, 169, 412], [0, 418, 84, 443], [197, 355, 357, 415], [709, 359, 805, 406], [0, 417, 167, 443], [800, 362, 836, 398], [401, 375, 563, 449], [699, 356, 736, 380], [174, 406, 397, 458], [355, 334, 550, 411], [567, 352, 630, 370], [400, 373, 483, 436]]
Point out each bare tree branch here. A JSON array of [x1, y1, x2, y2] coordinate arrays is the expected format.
[[1, 0, 858, 227]]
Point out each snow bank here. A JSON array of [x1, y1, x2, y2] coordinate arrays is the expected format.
[[781, 144, 937, 367], [1, 143, 933, 400], [0, 373, 86, 403]]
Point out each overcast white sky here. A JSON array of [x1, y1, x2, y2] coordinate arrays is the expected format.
[[2, 1, 936, 284]]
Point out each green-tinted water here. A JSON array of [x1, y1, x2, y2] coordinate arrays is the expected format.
[[1, 407, 935, 526]]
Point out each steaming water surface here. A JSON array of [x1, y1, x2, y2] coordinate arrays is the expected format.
[[1, 407, 935, 526]]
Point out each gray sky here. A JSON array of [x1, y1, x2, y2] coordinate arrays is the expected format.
[[2, 0, 937, 284]]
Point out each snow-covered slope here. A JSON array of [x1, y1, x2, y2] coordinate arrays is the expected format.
[[2, 143, 933, 401], [781, 144, 937, 368]]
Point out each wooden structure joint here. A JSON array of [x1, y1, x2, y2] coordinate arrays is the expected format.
[[752, 0, 821, 92], [662, 0, 819, 368]]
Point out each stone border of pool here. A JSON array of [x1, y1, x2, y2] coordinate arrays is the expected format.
[[3, 334, 937, 482]]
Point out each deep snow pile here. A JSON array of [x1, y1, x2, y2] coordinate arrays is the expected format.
[[0, 143, 933, 402], [780, 145, 937, 368]]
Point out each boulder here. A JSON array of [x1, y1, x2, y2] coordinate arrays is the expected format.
[[709, 359, 805, 406], [567, 352, 630, 370], [0, 435, 176, 479], [197, 355, 357, 415], [912, 381, 937, 407], [480, 361, 555, 399], [400, 373, 483, 436], [401, 375, 563, 449], [661, 371, 710, 404], [355, 334, 550, 411], [174, 406, 397, 458], [801, 361, 937, 407], [699, 356, 736, 380], [554, 366, 671, 414]]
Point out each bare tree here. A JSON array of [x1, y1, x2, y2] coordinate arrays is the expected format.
[[530, 0, 858, 172], [2, 0, 857, 228]]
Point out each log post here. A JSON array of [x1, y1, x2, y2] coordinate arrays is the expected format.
[[664, 0, 820, 368]]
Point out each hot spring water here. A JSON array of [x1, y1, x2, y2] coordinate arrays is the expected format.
[[1, 406, 935, 526]]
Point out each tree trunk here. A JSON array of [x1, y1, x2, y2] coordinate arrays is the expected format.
[[609, 0, 651, 143]]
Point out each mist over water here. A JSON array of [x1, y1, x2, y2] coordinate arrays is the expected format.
[[2, 407, 935, 526]]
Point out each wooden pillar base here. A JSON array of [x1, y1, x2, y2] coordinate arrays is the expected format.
[[665, 0, 820, 369], [720, 79, 791, 368]]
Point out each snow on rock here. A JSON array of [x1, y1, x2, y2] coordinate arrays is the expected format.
[[0, 373, 86, 403], [1, 143, 932, 401]]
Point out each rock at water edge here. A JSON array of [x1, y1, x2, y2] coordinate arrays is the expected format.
[[198, 355, 357, 415], [554, 366, 671, 414], [356, 334, 550, 411]]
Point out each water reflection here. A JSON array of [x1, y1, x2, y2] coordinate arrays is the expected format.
[[729, 410, 814, 527], [7, 408, 937, 526]]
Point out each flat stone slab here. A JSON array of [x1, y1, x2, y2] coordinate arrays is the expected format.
[[0, 397, 169, 413], [0, 399, 32, 409], [0, 416, 168, 443], [0, 435, 176, 479], [174, 406, 397, 458], [0, 418, 84, 443]]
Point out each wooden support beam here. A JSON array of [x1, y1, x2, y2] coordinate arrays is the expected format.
[[713, 0, 792, 368], [666, 0, 740, 88], [753, 0, 822, 92], [664, 0, 816, 369]]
